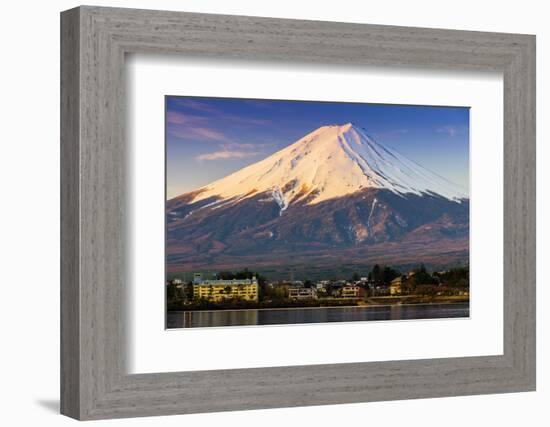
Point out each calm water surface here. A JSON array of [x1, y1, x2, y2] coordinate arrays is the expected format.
[[167, 302, 469, 329]]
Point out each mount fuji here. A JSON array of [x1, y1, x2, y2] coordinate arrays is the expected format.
[[167, 123, 469, 279]]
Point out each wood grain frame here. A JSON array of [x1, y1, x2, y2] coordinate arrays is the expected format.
[[60, 6, 536, 420]]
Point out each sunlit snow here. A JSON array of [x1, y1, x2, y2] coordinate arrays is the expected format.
[[187, 123, 468, 207]]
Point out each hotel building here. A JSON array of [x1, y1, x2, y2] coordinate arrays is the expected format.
[[192, 273, 259, 302]]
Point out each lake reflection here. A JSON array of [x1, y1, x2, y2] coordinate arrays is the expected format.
[[167, 302, 469, 329]]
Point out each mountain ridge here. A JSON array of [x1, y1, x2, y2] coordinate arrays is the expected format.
[[167, 123, 469, 278], [170, 123, 467, 215]]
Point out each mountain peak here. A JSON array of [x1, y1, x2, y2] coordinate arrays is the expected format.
[[341, 121, 355, 129], [179, 122, 467, 208], [314, 122, 355, 134]]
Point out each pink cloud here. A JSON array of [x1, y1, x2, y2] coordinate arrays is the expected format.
[[167, 98, 274, 145], [191, 127, 232, 142], [171, 98, 272, 126], [172, 98, 218, 113], [166, 111, 207, 126], [224, 115, 272, 126], [168, 125, 232, 142], [196, 150, 261, 161], [224, 142, 257, 149]]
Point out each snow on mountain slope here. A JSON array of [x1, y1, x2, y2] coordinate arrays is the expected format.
[[183, 123, 467, 209]]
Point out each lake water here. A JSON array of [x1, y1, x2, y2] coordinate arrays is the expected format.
[[167, 302, 469, 329]]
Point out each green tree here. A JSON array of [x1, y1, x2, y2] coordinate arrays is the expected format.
[[166, 282, 179, 301], [217, 271, 235, 280], [381, 266, 400, 285], [234, 268, 252, 279], [369, 264, 400, 285], [434, 267, 469, 287], [371, 264, 382, 284], [184, 282, 194, 300], [409, 264, 438, 286]]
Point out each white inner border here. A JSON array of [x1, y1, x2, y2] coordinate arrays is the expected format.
[[127, 55, 503, 374]]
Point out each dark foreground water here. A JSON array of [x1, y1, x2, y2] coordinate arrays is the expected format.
[[167, 302, 469, 329]]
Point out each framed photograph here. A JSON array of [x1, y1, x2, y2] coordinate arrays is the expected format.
[[61, 6, 536, 420], [165, 97, 471, 329]]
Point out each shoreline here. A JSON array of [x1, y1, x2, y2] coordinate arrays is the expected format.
[[167, 300, 469, 315]]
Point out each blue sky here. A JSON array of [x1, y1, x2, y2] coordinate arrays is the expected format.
[[166, 96, 469, 199]]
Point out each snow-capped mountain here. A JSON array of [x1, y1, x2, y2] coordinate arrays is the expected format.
[[180, 123, 467, 214], [167, 123, 469, 279]]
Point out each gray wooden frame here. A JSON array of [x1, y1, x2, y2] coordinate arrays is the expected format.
[[60, 5, 536, 420]]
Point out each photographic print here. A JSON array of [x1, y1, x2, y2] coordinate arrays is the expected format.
[[165, 97, 470, 329]]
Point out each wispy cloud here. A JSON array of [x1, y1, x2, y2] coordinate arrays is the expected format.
[[166, 111, 208, 126], [196, 150, 261, 161], [191, 128, 232, 142], [437, 125, 466, 137], [224, 115, 272, 126], [171, 98, 219, 113], [195, 141, 267, 161], [168, 125, 232, 142], [166, 111, 234, 142], [167, 98, 273, 147], [168, 97, 276, 159], [170, 98, 272, 126], [223, 142, 263, 149]]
